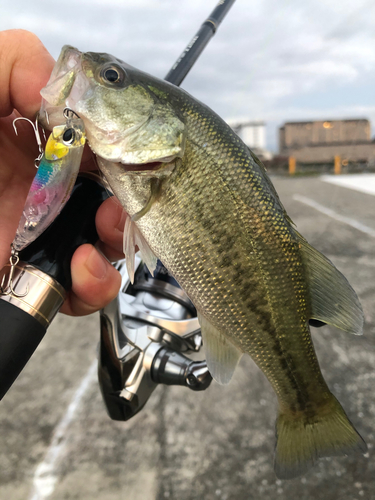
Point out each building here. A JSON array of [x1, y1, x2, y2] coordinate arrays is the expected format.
[[227, 120, 273, 160], [279, 119, 375, 164]]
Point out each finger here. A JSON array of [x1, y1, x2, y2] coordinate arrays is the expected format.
[[0, 30, 54, 118], [95, 196, 127, 259], [60, 244, 121, 316], [97, 241, 125, 263]]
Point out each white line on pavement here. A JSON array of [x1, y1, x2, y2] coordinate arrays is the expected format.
[[29, 360, 97, 500], [293, 194, 375, 238], [321, 174, 375, 196]]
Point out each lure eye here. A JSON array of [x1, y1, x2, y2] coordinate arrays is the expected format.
[[101, 65, 126, 85], [63, 128, 75, 145]]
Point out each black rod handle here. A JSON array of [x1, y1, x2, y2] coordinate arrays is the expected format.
[[0, 301, 46, 400]]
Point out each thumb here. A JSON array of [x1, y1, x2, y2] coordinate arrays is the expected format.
[[60, 244, 121, 316]]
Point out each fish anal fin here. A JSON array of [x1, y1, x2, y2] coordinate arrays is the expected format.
[[295, 231, 364, 335], [198, 312, 243, 385], [274, 396, 367, 479]]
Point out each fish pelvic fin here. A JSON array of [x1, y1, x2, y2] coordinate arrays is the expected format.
[[274, 396, 367, 480], [295, 231, 364, 335], [123, 217, 157, 283]]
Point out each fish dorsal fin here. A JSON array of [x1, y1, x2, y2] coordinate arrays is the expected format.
[[295, 231, 364, 335], [198, 312, 243, 385], [123, 217, 157, 283]]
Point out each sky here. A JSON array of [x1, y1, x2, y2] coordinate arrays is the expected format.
[[2, 0, 375, 151]]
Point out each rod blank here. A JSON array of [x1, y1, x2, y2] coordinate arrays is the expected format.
[[165, 0, 237, 86]]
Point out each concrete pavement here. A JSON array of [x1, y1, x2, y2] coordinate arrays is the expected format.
[[0, 175, 374, 500]]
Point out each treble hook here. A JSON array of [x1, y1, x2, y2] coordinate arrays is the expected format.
[[43, 108, 50, 126], [63, 107, 81, 120], [13, 116, 44, 167], [0, 246, 29, 298]]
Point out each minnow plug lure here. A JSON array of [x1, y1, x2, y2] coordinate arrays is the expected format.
[[1, 110, 86, 297], [13, 110, 86, 252]]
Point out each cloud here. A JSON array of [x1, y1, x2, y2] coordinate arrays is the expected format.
[[1, 0, 374, 150]]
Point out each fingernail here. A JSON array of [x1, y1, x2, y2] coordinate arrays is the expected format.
[[85, 247, 108, 280]]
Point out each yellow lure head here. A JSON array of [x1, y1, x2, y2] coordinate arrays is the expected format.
[[45, 119, 86, 161]]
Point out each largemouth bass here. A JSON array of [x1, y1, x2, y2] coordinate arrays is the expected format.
[[39, 46, 366, 479]]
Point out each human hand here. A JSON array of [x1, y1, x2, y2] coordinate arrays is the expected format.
[[0, 29, 125, 315]]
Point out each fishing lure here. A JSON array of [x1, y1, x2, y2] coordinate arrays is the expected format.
[[13, 110, 86, 251], [0, 110, 85, 296]]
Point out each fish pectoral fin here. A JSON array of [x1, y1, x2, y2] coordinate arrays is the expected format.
[[123, 217, 157, 283], [295, 231, 364, 335], [198, 312, 243, 385]]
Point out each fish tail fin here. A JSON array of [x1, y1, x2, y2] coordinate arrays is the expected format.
[[274, 396, 367, 479]]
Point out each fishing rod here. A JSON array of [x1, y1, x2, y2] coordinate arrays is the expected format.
[[165, 0, 237, 86], [0, 0, 237, 403]]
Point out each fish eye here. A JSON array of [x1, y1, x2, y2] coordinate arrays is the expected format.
[[101, 65, 125, 85], [104, 68, 120, 82], [63, 128, 75, 145]]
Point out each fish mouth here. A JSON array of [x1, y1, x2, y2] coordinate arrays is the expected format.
[[39, 46, 86, 129], [114, 148, 180, 174], [41, 46, 83, 106], [121, 161, 165, 172], [96, 155, 178, 176]]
